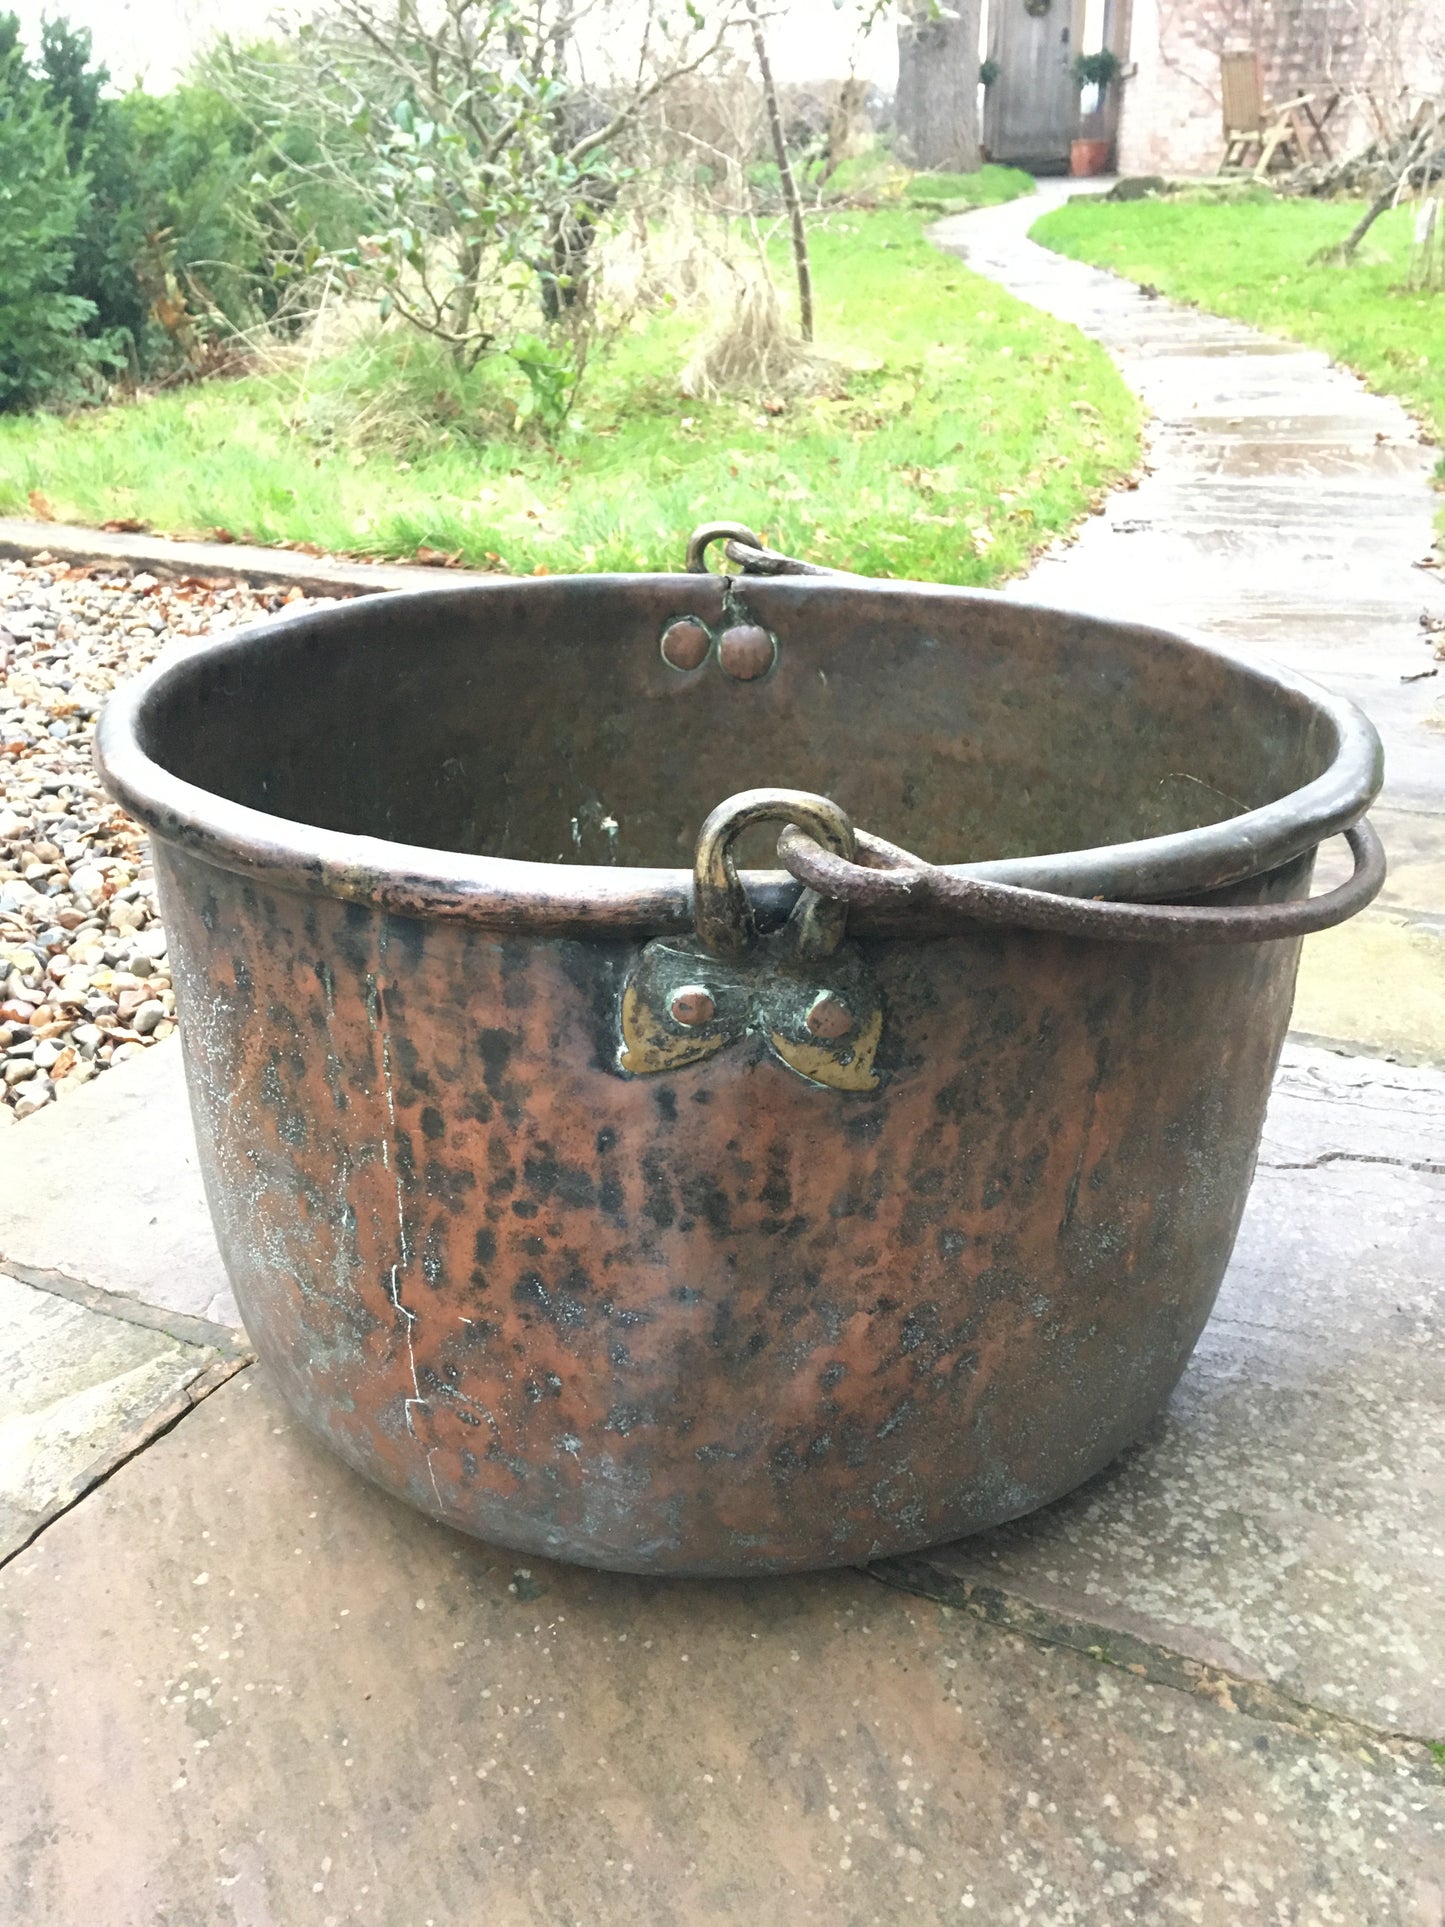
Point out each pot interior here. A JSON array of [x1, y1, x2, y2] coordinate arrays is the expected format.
[[140, 576, 1343, 871]]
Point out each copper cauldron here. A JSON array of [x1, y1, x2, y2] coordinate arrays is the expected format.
[[96, 526, 1384, 1574]]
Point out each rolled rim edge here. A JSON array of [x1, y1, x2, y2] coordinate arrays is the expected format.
[[93, 578, 1385, 935]]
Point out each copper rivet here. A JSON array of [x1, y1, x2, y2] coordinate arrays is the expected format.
[[806, 992, 853, 1041], [660, 619, 711, 672], [717, 623, 777, 681], [670, 986, 716, 1029]]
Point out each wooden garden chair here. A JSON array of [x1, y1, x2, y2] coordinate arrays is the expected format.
[[1221, 52, 1268, 169], [1220, 51, 1318, 176]]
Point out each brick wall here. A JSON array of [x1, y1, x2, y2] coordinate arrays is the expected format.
[[1116, 0, 1444, 177]]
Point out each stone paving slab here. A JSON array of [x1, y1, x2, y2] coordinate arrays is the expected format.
[[2, 1365, 1441, 1927], [876, 1045, 1445, 1740], [1197, 441, 1434, 483], [1292, 806, 1445, 1060], [1329, 805, 1445, 926], [0, 1269, 240, 1560], [1290, 922, 1445, 1066], [0, 1039, 235, 1328]]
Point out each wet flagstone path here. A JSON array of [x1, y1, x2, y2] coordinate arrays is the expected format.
[[936, 182, 1445, 1067]]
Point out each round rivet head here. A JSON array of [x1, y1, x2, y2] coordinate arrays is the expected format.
[[660, 619, 711, 672], [806, 992, 854, 1041], [718, 623, 777, 681], [669, 985, 717, 1029]]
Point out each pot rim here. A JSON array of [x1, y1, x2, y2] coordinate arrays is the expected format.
[[94, 573, 1383, 937]]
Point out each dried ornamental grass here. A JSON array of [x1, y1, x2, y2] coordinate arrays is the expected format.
[[680, 272, 835, 401]]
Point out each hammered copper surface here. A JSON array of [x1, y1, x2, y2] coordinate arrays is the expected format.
[[157, 839, 1303, 1574]]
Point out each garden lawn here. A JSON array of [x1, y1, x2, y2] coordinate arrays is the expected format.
[[0, 206, 1139, 584], [904, 164, 1036, 210], [1032, 195, 1444, 533]]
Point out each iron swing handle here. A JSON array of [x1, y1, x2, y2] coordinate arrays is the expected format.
[[777, 818, 1385, 945], [681, 521, 1385, 945]]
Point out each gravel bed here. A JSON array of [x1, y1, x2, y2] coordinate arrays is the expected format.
[[0, 552, 325, 1125]]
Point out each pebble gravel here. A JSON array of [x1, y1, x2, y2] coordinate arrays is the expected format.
[[0, 552, 324, 1125]]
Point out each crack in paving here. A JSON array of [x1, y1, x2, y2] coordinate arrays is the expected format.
[[864, 1558, 1444, 1775], [0, 1352, 252, 1574], [1259, 1150, 1445, 1175], [2, 1260, 249, 1357], [1288, 1030, 1445, 1071]]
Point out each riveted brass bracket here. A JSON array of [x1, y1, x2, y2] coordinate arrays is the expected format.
[[619, 789, 882, 1093]]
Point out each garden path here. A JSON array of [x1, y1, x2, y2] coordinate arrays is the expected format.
[[936, 180, 1445, 1065]]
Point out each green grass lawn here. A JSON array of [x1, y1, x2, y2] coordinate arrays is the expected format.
[[0, 204, 1140, 584], [759, 154, 1033, 214], [1032, 195, 1444, 531], [904, 164, 1035, 210]]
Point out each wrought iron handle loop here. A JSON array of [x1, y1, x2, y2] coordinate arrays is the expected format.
[[695, 788, 856, 960], [685, 522, 839, 578], [776, 818, 1385, 946], [686, 522, 766, 576]]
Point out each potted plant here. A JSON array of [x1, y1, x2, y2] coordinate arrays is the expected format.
[[1072, 49, 1122, 91], [1070, 48, 1122, 176]]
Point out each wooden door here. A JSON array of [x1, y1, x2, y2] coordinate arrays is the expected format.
[[984, 0, 1082, 171]]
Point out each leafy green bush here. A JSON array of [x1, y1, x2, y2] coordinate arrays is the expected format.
[[0, 11, 369, 407], [820, 149, 910, 203], [0, 28, 116, 410], [112, 59, 374, 353], [107, 81, 310, 361]]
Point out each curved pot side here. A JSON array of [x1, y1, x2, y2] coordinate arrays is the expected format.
[[156, 841, 1303, 1576]]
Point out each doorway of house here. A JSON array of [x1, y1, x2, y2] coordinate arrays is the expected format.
[[984, 0, 1083, 172]]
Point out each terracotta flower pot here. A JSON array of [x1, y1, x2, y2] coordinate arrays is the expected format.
[[1070, 137, 1112, 177]]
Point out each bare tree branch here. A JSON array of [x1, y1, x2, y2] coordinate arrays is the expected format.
[[566, 13, 745, 165]]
